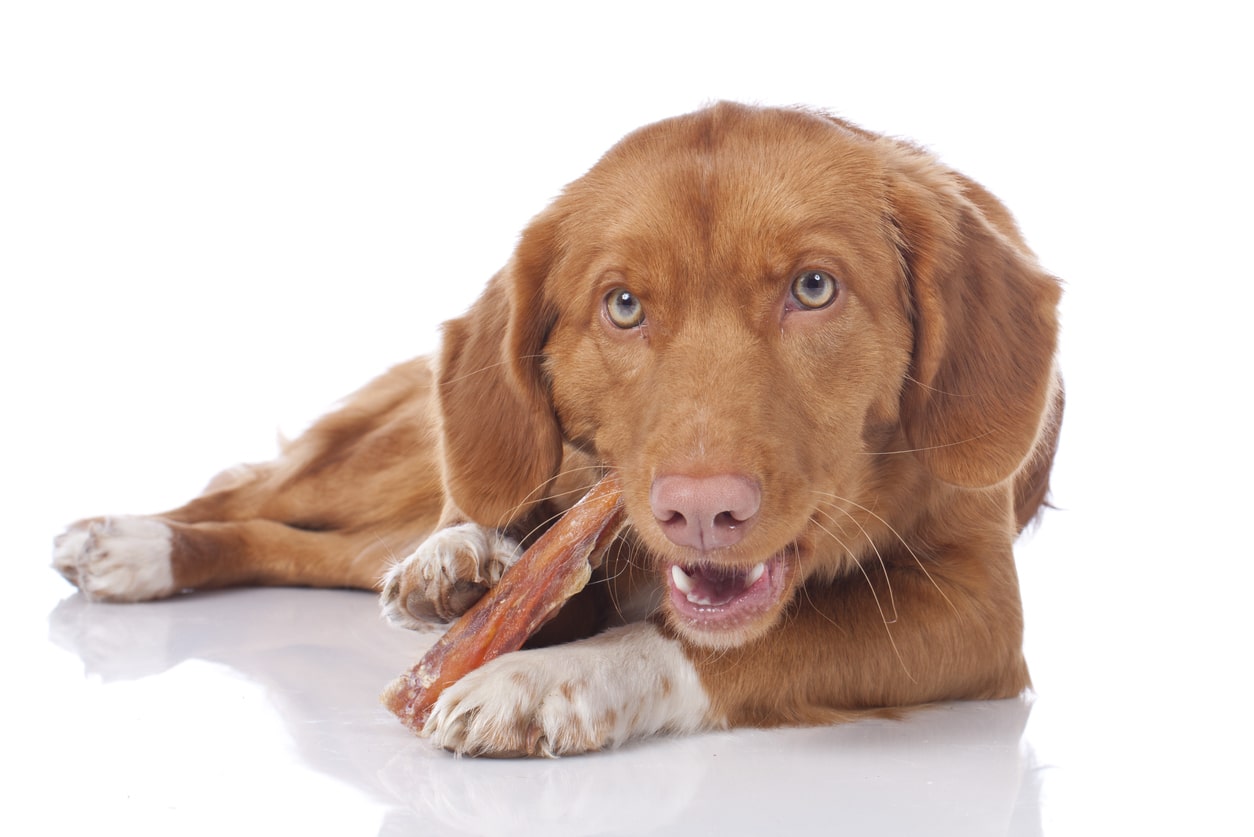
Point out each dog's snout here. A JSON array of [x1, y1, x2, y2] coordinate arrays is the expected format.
[[649, 473, 761, 551]]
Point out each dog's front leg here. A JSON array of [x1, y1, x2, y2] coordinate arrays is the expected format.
[[422, 622, 715, 757]]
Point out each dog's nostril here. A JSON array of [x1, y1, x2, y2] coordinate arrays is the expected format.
[[657, 510, 689, 535]]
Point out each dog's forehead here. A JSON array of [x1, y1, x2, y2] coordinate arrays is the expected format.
[[556, 106, 895, 305], [585, 107, 884, 223]]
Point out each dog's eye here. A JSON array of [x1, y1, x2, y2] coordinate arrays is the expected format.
[[605, 289, 646, 329], [790, 270, 839, 310]]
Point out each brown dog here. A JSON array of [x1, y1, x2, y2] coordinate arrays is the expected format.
[[53, 102, 1062, 757]]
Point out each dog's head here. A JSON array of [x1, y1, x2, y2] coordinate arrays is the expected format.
[[437, 103, 1060, 649]]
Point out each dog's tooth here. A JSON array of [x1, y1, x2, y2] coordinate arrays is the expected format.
[[671, 565, 696, 594], [746, 563, 765, 586]]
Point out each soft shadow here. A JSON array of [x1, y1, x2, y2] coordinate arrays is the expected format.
[[50, 590, 1043, 836]]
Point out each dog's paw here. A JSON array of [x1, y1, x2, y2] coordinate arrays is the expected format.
[[423, 623, 714, 757], [380, 523, 520, 630], [52, 516, 177, 602]]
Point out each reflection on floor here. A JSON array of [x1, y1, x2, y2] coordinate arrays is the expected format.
[[40, 585, 1043, 836]]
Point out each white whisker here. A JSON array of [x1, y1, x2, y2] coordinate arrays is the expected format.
[[499, 462, 609, 530], [807, 512, 914, 681], [811, 505, 897, 623], [811, 489, 961, 619]]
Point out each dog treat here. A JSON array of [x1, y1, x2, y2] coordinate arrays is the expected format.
[[382, 473, 626, 732]]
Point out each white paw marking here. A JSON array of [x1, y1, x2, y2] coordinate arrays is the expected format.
[[51, 516, 176, 602], [424, 622, 714, 757], [380, 523, 520, 629]]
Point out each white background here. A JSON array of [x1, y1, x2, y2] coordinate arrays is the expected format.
[[3, 2, 1251, 835]]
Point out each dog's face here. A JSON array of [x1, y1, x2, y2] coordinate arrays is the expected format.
[[541, 114, 915, 647], [436, 104, 1060, 650]]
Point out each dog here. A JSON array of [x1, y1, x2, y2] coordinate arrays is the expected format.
[[54, 102, 1062, 757]]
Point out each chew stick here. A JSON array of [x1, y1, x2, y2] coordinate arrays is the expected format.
[[382, 473, 626, 732]]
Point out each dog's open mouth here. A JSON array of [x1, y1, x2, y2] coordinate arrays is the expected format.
[[666, 552, 791, 631]]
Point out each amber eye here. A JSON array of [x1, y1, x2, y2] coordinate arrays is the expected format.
[[790, 270, 840, 310], [605, 288, 645, 329]]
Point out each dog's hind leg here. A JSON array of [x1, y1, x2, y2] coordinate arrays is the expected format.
[[53, 358, 446, 600], [53, 515, 418, 601]]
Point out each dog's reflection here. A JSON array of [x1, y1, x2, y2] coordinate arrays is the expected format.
[[50, 588, 1042, 836]]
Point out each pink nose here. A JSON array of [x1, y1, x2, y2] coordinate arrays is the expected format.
[[650, 473, 761, 551]]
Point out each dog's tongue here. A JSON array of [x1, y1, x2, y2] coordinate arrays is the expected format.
[[670, 562, 766, 607]]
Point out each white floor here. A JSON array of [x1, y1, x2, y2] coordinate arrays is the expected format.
[[4, 4, 1250, 834], [22, 578, 1044, 836], [9, 457, 1249, 836]]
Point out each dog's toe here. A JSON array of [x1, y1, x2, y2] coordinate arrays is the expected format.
[[380, 523, 519, 630]]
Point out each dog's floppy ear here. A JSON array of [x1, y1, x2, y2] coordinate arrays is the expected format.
[[437, 209, 564, 526], [888, 153, 1062, 488]]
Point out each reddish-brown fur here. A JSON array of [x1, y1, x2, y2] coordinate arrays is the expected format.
[[57, 103, 1061, 732]]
